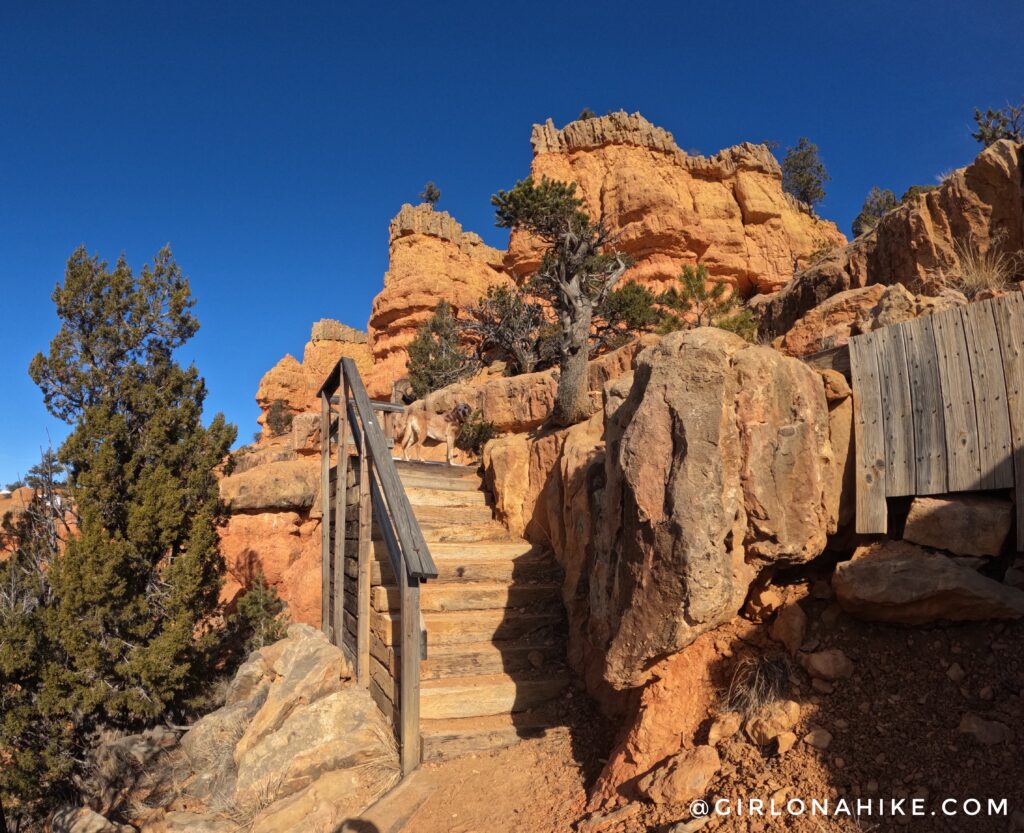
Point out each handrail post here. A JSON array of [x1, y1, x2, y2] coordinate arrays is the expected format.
[[333, 373, 350, 650], [400, 570, 422, 775], [356, 418, 373, 686], [319, 390, 331, 637]]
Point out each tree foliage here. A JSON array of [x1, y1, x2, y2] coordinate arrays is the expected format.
[[1, 247, 236, 823], [657, 264, 756, 341], [460, 285, 548, 375], [852, 186, 898, 237], [454, 411, 499, 456], [593, 280, 661, 351], [972, 101, 1024, 146], [900, 184, 936, 203], [780, 137, 829, 208], [577, 107, 597, 120], [266, 399, 294, 437], [406, 301, 474, 399], [492, 177, 627, 425], [419, 181, 441, 206]]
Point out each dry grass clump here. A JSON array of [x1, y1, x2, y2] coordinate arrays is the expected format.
[[945, 232, 1023, 298], [722, 653, 791, 717]]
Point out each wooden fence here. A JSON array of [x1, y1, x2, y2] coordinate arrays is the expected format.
[[848, 293, 1024, 547]]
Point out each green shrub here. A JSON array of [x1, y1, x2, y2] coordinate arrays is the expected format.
[[266, 399, 293, 437], [419, 181, 441, 206], [407, 301, 474, 399], [227, 575, 290, 657], [455, 411, 499, 455], [851, 186, 897, 237], [972, 101, 1024, 146]]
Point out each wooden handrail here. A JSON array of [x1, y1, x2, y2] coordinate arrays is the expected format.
[[318, 356, 434, 777]]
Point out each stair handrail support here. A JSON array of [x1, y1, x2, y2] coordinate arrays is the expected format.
[[317, 357, 437, 777]]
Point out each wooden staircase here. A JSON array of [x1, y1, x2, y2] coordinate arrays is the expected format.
[[357, 461, 570, 762]]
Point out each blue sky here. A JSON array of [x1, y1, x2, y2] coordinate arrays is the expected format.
[[0, 0, 1021, 484]]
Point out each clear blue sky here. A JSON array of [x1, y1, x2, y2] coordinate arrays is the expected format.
[[1, 0, 1021, 485]]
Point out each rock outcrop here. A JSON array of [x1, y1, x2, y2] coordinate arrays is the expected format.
[[365, 204, 509, 398], [139, 626, 397, 832], [592, 329, 836, 689], [759, 139, 1024, 337], [833, 540, 1024, 623], [506, 111, 845, 296], [902, 495, 1013, 558], [256, 320, 371, 437]]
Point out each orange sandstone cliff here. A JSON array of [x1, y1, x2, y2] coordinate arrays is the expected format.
[[365, 204, 510, 398], [506, 111, 846, 296]]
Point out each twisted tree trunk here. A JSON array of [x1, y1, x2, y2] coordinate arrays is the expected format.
[[553, 300, 594, 426]]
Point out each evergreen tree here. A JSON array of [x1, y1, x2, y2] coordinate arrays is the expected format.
[[419, 181, 441, 206], [492, 177, 628, 425], [780, 137, 830, 208], [900, 184, 936, 203], [460, 285, 548, 375], [406, 301, 474, 398], [593, 280, 661, 351], [22, 448, 66, 490], [1, 247, 235, 821], [971, 101, 1024, 146], [657, 264, 755, 341], [852, 186, 897, 237], [578, 107, 597, 120]]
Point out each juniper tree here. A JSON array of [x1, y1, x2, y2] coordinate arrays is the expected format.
[[420, 181, 441, 206], [852, 186, 897, 237], [593, 280, 660, 352], [781, 137, 830, 208], [460, 285, 548, 375], [972, 101, 1024, 146], [2, 247, 236, 820], [492, 177, 627, 425], [406, 300, 474, 398]]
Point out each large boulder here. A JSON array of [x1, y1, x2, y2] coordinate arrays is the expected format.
[[833, 540, 1024, 623], [903, 495, 1013, 557], [593, 328, 835, 689], [507, 112, 844, 296], [219, 459, 319, 513]]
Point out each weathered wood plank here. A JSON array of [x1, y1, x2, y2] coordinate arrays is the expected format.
[[990, 293, 1024, 550], [848, 331, 888, 533], [320, 391, 332, 636], [357, 438, 373, 687], [932, 306, 982, 491], [400, 571, 422, 776], [902, 317, 947, 495], [960, 301, 1014, 489], [875, 325, 916, 495], [333, 379, 349, 650]]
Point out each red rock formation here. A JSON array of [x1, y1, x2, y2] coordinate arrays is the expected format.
[[759, 139, 1024, 337], [365, 204, 510, 398], [506, 111, 845, 297]]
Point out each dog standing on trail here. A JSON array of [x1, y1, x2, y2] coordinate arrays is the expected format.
[[397, 403, 472, 464]]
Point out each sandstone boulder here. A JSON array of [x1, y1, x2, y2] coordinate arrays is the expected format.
[[592, 328, 835, 688], [219, 459, 319, 512], [508, 112, 844, 296], [235, 625, 352, 760], [637, 745, 720, 806], [833, 540, 1024, 624], [903, 495, 1013, 557], [801, 649, 854, 681], [768, 603, 807, 654], [51, 807, 132, 833]]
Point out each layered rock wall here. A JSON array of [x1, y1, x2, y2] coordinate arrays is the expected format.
[[365, 204, 510, 398], [759, 139, 1024, 337], [507, 111, 846, 296]]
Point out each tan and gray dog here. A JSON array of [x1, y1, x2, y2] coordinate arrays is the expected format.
[[397, 403, 472, 464]]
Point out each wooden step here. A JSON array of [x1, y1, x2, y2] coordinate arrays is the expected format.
[[404, 487, 490, 508], [397, 470, 484, 492], [420, 671, 571, 719], [420, 640, 567, 680], [420, 705, 569, 762], [370, 581, 561, 613], [394, 460, 480, 482], [409, 503, 495, 526], [347, 545, 557, 586], [371, 608, 564, 647]]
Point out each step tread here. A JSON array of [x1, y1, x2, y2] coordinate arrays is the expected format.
[[419, 671, 570, 719], [420, 670, 571, 692], [371, 581, 561, 613], [403, 486, 490, 507], [419, 706, 570, 762]]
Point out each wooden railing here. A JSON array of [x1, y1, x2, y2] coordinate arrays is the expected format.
[[317, 357, 437, 776]]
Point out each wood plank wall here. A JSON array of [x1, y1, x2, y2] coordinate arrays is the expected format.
[[849, 294, 1024, 549]]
